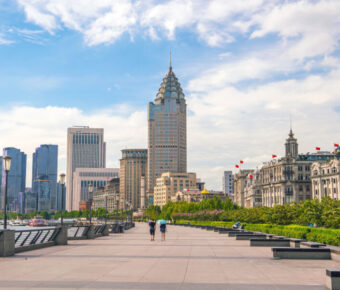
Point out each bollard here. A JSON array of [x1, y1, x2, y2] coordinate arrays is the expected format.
[[102, 225, 110, 236], [55, 227, 68, 245], [0, 230, 15, 257], [86, 225, 96, 239]]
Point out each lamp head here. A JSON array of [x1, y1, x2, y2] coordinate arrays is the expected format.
[[3, 156, 11, 172], [59, 173, 66, 185]]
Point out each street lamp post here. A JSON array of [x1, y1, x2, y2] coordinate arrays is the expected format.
[[59, 174, 66, 226], [3, 156, 11, 230], [88, 183, 93, 225], [105, 194, 108, 225]]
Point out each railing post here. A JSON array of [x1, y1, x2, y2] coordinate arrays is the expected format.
[[86, 225, 95, 239], [0, 230, 15, 257], [102, 224, 110, 236], [55, 227, 68, 245]]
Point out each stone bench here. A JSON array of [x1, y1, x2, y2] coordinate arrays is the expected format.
[[272, 235, 286, 240], [250, 238, 290, 247], [272, 248, 331, 259], [228, 231, 247, 237], [326, 269, 340, 290], [236, 234, 266, 240], [218, 228, 235, 234]]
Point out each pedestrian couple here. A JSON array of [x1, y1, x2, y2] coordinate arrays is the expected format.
[[149, 219, 167, 241]]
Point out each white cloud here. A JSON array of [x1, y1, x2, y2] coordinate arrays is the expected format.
[[186, 66, 340, 189], [9, 0, 340, 191], [0, 33, 14, 44], [16, 0, 266, 46]]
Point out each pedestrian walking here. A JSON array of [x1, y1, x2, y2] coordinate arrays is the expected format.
[[149, 219, 156, 241], [160, 223, 167, 241]]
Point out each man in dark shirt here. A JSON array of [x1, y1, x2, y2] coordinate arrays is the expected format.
[[149, 220, 156, 241]]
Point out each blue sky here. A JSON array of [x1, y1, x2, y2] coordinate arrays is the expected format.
[[0, 0, 340, 189]]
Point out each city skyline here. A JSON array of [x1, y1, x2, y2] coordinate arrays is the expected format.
[[0, 1, 340, 190]]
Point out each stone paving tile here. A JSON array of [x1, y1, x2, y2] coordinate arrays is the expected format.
[[0, 223, 339, 289]]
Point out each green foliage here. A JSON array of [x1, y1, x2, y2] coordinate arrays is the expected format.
[[150, 197, 340, 229], [144, 205, 161, 220], [176, 220, 340, 246]]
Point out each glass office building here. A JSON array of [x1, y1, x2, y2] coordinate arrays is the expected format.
[[1, 148, 26, 212], [32, 145, 58, 211]]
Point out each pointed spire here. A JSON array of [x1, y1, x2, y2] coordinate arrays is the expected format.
[[289, 114, 294, 137], [169, 50, 172, 71]]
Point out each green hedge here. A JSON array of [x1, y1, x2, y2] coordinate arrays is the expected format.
[[175, 220, 340, 246]]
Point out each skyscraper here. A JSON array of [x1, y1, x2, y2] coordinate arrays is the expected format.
[[147, 60, 187, 194], [222, 171, 234, 195], [120, 149, 147, 210], [32, 145, 58, 211], [1, 148, 26, 211], [66, 127, 106, 211]]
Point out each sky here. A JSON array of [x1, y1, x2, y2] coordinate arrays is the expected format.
[[0, 0, 340, 190]]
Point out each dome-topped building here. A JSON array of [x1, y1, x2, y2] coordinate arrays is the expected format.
[[147, 58, 187, 195]]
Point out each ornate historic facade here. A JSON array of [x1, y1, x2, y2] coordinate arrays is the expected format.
[[261, 130, 333, 207], [311, 149, 340, 201], [92, 178, 120, 212], [233, 169, 254, 207], [244, 169, 262, 208]]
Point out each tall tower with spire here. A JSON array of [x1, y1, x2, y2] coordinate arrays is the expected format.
[[285, 128, 298, 158], [147, 56, 187, 194]]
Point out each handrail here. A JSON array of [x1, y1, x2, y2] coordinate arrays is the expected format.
[[14, 228, 60, 248], [67, 226, 91, 238]]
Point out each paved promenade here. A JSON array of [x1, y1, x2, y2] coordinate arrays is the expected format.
[[0, 223, 339, 289]]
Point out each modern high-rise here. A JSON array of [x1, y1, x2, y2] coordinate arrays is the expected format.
[[222, 171, 234, 195], [1, 148, 26, 212], [147, 61, 187, 194], [66, 127, 106, 211], [32, 145, 58, 211], [120, 149, 147, 211]]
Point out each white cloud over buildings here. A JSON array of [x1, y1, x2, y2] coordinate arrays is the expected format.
[[1, 0, 339, 189]]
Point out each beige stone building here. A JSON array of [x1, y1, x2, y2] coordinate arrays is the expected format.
[[311, 149, 340, 201], [66, 127, 106, 211], [72, 168, 119, 210], [147, 62, 187, 195], [119, 149, 147, 211], [153, 172, 196, 207], [233, 170, 254, 207], [172, 189, 227, 203], [92, 178, 120, 212], [261, 130, 333, 207], [244, 169, 262, 208]]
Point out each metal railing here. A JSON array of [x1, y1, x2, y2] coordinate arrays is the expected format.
[[67, 226, 90, 238], [94, 225, 105, 235], [15, 228, 60, 248]]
